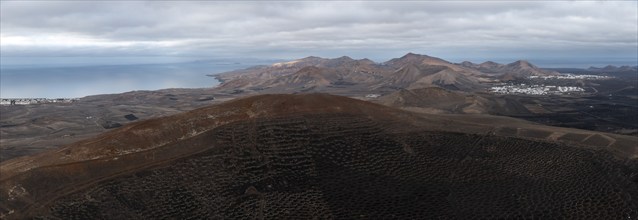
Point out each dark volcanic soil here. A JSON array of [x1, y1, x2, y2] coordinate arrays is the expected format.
[[503, 94, 638, 136], [0, 88, 235, 161], [1, 94, 637, 219], [44, 115, 638, 219]]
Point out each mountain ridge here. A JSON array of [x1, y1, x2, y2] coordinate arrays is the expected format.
[[459, 59, 559, 78], [213, 53, 557, 94], [588, 65, 638, 73]]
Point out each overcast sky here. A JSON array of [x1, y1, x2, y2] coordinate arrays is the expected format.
[[1, 1, 637, 66]]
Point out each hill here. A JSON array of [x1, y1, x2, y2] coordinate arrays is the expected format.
[[588, 65, 638, 73], [460, 60, 559, 79], [213, 56, 391, 93], [377, 88, 534, 115], [212, 53, 558, 94], [1, 94, 636, 219]]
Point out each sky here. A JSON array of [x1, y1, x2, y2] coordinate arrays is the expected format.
[[1, 1, 637, 67]]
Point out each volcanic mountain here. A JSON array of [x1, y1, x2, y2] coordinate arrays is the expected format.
[[460, 60, 559, 79], [588, 65, 638, 73], [385, 53, 482, 76], [1, 94, 637, 219], [214, 56, 391, 92], [460, 61, 505, 74], [212, 53, 559, 94], [376, 54, 485, 91], [406, 66, 482, 91]]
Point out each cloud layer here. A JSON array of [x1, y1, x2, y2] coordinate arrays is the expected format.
[[1, 1, 637, 64]]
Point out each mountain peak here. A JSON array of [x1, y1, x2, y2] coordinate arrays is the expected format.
[[604, 65, 617, 69], [401, 52, 428, 59], [512, 60, 530, 64], [291, 56, 325, 63], [271, 56, 327, 67], [508, 60, 533, 68], [359, 58, 376, 64], [385, 52, 449, 66], [481, 61, 501, 66], [330, 56, 355, 64], [460, 61, 476, 66]]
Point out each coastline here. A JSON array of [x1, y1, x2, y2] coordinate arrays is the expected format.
[[0, 62, 237, 100]]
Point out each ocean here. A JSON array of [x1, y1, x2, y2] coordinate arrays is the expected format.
[[0, 57, 268, 98]]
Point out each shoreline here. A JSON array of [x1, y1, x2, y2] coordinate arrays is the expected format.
[[0, 73, 227, 103], [0, 60, 253, 101]]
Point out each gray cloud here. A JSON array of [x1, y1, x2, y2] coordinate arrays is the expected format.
[[1, 1, 636, 65]]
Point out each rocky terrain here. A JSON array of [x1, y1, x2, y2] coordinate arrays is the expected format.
[[0, 88, 233, 161], [212, 53, 555, 95], [1, 94, 636, 219], [2, 53, 636, 162], [209, 53, 573, 117], [377, 87, 529, 115], [460, 60, 559, 79], [1, 53, 635, 218]]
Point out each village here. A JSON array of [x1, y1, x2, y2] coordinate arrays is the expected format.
[[529, 73, 613, 80], [0, 98, 78, 105], [488, 73, 612, 95], [489, 84, 585, 95]]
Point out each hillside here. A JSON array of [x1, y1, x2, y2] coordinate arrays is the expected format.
[[211, 53, 557, 94], [1, 94, 636, 219], [214, 56, 391, 92], [460, 60, 559, 79], [378, 88, 532, 115]]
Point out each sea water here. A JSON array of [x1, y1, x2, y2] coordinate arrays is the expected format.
[[0, 58, 267, 98]]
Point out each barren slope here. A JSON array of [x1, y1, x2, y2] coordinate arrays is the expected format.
[[214, 56, 390, 92], [211, 53, 516, 94], [461, 60, 559, 79], [1, 94, 636, 219]]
